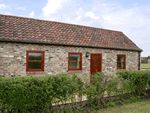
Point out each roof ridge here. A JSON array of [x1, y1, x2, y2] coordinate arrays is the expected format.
[[0, 14, 122, 33]]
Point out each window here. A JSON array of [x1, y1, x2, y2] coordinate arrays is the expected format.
[[26, 51, 44, 71], [117, 55, 126, 69], [68, 53, 82, 70]]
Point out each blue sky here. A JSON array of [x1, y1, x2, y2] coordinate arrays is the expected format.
[[0, 0, 150, 57]]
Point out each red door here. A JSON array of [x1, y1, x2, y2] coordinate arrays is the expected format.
[[90, 54, 102, 75]]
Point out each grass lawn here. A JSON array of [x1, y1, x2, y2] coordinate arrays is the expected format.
[[97, 100, 150, 113], [141, 63, 150, 69]]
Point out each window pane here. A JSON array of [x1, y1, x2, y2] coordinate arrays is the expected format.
[[70, 54, 80, 61], [117, 62, 124, 68], [69, 62, 80, 69], [94, 60, 97, 66], [28, 62, 42, 69], [29, 53, 42, 60], [118, 56, 124, 62]]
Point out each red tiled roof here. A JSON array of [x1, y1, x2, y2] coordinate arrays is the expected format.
[[0, 14, 142, 51]]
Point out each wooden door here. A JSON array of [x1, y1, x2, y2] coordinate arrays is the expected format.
[[90, 54, 102, 75]]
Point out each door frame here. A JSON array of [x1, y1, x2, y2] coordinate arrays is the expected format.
[[90, 54, 102, 83]]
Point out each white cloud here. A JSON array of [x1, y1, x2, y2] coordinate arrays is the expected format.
[[0, 4, 11, 10], [85, 11, 99, 20], [15, 7, 26, 10], [142, 52, 150, 57], [76, 7, 83, 15], [42, 0, 63, 17], [4, 12, 12, 15], [0, 4, 12, 15], [75, 16, 82, 21], [103, 15, 110, 20], [29, 11, 34, 17]]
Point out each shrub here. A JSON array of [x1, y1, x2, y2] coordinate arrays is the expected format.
[[116, 70, 150, 95], [84, 72, 119, 107], [121, 96, 141, 105], [147, 56, 150, 59], [0, 74, 83, 112], [106, 101, 116, 107], [85, 70, 150, 108]]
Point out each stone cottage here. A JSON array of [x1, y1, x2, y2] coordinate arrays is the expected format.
[[0, 14, 142, 82]]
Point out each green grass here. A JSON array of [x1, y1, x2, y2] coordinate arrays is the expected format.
[[97, 100, 150, 113], [141, 63, 150, 69]]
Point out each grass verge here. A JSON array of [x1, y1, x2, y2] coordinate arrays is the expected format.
[[97, 99, 150, 113], [141, 63, 150, 69]]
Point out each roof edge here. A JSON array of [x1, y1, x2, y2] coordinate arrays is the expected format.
[[121, 32, 142, 51], [0, 40, 143, 52], [0, 14, 123, 33]]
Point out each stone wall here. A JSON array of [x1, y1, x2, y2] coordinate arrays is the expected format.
[[0, 42, 139, 82]]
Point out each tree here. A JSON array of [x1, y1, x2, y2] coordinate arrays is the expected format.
[[147, 56, 150, 59]]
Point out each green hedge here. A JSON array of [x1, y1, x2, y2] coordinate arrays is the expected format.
[[0, 70, 150, 112], [84, 70, 150, 108], [116, 70, 150, 95], [0, 74, 83, 113], [84, 72, 119, 107]]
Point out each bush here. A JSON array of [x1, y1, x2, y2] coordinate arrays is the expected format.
[[85, 70, 150, 108], [147, 56, 150, 59], [121, 96, 141, 105], [116, 70, 150, 95], [84, 72, 119, 107], [106, 101, 116, 107], [0, 74, 83, 112]]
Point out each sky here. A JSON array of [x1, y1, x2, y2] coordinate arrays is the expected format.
[[0, 0, 150, 57]]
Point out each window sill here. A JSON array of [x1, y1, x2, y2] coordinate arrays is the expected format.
[[117, 69, 126, 70], [26, 71, 46, 74], [68, 70, 82, 73]]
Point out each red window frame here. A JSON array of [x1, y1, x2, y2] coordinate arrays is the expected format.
[[26, 51, 44, 72], [117, 55, 126, 69], [68, 53, 82, 71]]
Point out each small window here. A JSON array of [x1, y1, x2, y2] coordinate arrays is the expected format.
[[26, 51, 44, 71], [68, 53, 82, 70], [117, 55, 126, 69]]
